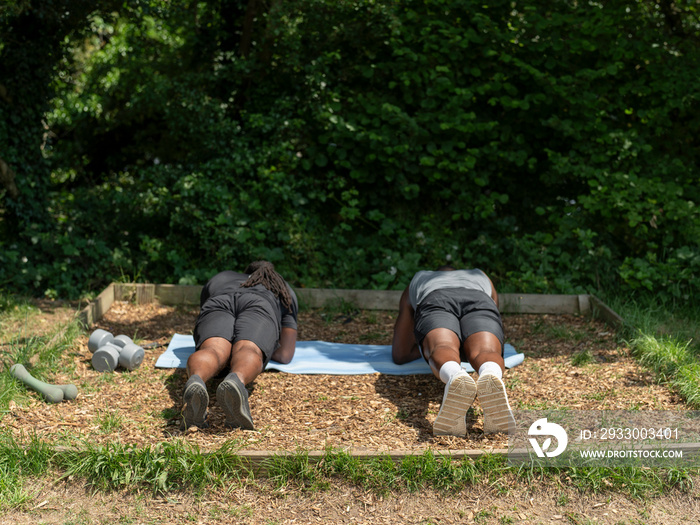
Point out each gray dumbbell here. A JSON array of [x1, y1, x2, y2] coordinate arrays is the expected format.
[[112, 335, 133, 348], [92, 342, 121, 372], [88, 329, 114, 353], [118, 342, 145, 370]]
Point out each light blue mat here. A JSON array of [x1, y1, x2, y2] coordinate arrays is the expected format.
[[155, 334, 524, 375]]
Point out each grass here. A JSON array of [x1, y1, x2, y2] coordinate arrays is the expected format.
[[604, 293, 700, 408], [2, 427, 693, 511], [0, 296, 83, 416], [570, 348, 595, 366]]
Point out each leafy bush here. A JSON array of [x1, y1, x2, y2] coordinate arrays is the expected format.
[[1, 0, 698, 297]]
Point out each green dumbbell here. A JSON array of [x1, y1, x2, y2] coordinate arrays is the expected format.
[[55, 383, 78, 400], [10, 364, 77, 403]]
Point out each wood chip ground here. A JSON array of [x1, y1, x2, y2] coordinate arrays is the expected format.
[[3, 301, 686, 452]]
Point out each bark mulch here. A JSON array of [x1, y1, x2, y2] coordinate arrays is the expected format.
[[3, 301, 686, 452]]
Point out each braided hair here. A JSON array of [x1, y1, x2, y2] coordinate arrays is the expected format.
[[241, 260, 293, 309]]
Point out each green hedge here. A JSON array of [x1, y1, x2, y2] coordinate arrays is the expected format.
[[1, 0, 698, 298]]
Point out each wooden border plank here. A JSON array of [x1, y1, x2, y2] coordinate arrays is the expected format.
[[155, 284, 201, 305], [499, 293, 582, 314], [296, 288, 402, 310], [79, 284, 625, 331], [589, 295, 626, 330], [114, 283, 156, 304], [77, 283, 115, 328]]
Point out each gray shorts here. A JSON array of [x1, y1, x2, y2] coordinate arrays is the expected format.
[[193, 291, 279, 366], [414, 288, 504, 357]]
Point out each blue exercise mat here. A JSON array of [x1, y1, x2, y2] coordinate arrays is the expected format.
[[155, 334, 524, 375]]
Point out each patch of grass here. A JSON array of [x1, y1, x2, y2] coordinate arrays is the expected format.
[[364, 311, 379, 324], [159, 407, 180, 421], [556, 492, 569, 506], [515, 399, 553, 410], [267, 449, 330, 492], [570, 348, 594, 366], [96, 411, 125, 433], [0, 431, 54, 511], [474, 508, 493, 523], [318, 298, 359, 325], [0, 434, 698, 504], [1, 312, 83, 415], [597, 293, 700, 408], [359, 331, 384, 342], [628, 334, 700, 407], [582, 391, 608, 401], [55, 440, 250, 493], [529, 320, 588, 343]]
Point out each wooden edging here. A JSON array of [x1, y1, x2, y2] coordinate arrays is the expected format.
[[236, 447, 500, 475], [78, 283, 614, 327]]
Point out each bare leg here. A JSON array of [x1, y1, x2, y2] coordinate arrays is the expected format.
[[421, 328, 462, 380], [184, 337, 265, 430], [228, 339, 265, 385], [461, 331, 504, 375], [186, 336, 233, 381]]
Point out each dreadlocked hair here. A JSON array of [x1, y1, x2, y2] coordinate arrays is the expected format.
[[241, 260, 293, 309]]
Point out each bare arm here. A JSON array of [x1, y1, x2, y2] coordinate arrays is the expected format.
[[487, 275, 499, 308], [392, 288, 421, 364], [272, 327, 296, 364]]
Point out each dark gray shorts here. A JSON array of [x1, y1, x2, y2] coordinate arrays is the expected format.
[[414, 287, 504, 356], [193, 292, 279, 366]]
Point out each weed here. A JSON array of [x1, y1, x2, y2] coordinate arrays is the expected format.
[[570, 348, 594, 366], [474, 508, 493, 523], [96, 411, 125, 433], [364, 312, 379, 324], [159, 408, 180, 421]]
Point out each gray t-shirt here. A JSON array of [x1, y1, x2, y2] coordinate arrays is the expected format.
[[408, 269, 492, 310]]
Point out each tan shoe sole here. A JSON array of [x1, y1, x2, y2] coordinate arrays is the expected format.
[[477, 374, 516, 434], [433, 374, 477, 437]]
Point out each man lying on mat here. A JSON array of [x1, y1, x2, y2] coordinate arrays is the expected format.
[[182, 261, 298, 430], [391, 266, 515, 436]]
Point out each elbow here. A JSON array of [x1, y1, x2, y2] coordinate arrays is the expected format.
[[391, 351, 408, 365], [272, 348, 294, 364]]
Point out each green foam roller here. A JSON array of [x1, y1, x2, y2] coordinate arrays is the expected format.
[[10, 364, 64, 403]]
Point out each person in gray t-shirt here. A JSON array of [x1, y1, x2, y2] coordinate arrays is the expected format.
[[182, 261, 298, 431], [392, 266, 515, 436]]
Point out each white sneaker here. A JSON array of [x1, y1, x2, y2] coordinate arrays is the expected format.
[[433, 373, 477, 437], [477, 374, 516, 434]]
